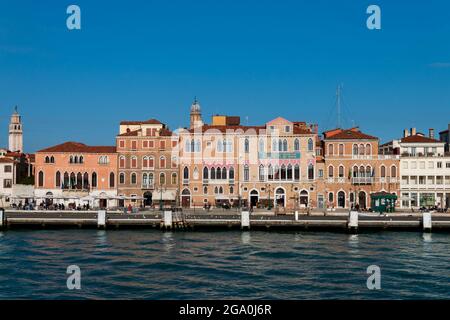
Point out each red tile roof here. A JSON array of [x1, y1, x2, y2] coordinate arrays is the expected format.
[[120, 119, 162, 125], [401, 135, 442, 143], [324, 128, 378, 140], [37, 142, 116, 153], [0, 157, 14, 163], [118, 129, 141, 137]]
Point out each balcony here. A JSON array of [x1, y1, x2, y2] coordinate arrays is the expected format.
[[351, 177, 374, 185]]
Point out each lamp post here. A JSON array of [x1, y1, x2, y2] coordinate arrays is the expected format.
[[265, 183, 272, 210], [158, 185, 166, 211]]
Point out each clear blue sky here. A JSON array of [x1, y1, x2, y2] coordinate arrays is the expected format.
[[1, 0, 450, 152]]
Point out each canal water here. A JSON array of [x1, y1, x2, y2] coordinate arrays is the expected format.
[[0, 230, 449, 299]]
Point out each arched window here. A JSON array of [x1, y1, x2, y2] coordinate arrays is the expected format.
[[283, 139, 288, 152], [119, 172, 125, 184], [308, 164, 314, 180], [359, 144, 365, 155], [131, 173, 137, 184], [119, 156, 125, 168], [230, 186, 234, 194], [281, 165, 287, 180], [244, 165, 249, 181], [380, 165, 386, 178], [278, 140, 283, 152], [391, 165, 397, 178], [69, 156, 73, 164], [272, 139, 278, 152], [55, 171, 61, 187], [74, 156, 78, 164], [76, 172, 82, 189], [185, 139, 191, 152], [210, 167, 216, 180], [195, 140, 201, 152], [222, 167, 227, 180], [149, 156, 154, 168], [131, 156, 137, 168], [63, 172, 69, 187], [143, 173, 148, 186], [171, 173, 177, 185], [308, 138, 314, 152], [190, 140, 195, 153], [294, 139, 300, 151], [83, 172, 89, 189], [259, 139, 265, 152], [203, 167, 209, 180], [244, 138, 250, 153], [109, 172, 115, 188], [50, 156, 55, 163], [366, 166, 372, 178], [353, 166, 358, 177], [217, 140, 223, 152], [79, 156, 84, 164], [328, 192, 334, 203], [143, 156, 148, 168], [287, 164, 293, 180], [214, 186, 219, 194], [229, 167, 235, 180], [359, 166, 365, 177], [160, 156, 166, 168], [353, 144, 358, 156], [160, 173, 166, 185], [294, 164, 300, 181], [328, 165, 334, 178], [366, 144, 371, 156], [268, 165, 274, 180], [149, 173, 154, 185], [339, 165, 344, 178], [203, 186, 208, 194], [259, 165, 265, 181], [183, 167, 189, 180], [216, 167, 222, 180], [219, 186, 224, 194]]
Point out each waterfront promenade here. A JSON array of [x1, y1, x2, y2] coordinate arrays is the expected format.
[[2, 208, 450, 232]]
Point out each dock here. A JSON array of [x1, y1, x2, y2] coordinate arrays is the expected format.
[[1, 209, 450, 232]]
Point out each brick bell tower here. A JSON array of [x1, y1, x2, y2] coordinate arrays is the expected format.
[[8, 106, 23, 153]]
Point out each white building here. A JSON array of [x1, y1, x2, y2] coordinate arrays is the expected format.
[[381, 128, 450, 209], [0, 158, 14, 206]]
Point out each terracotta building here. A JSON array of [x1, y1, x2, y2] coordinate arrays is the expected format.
[[116, 118, 179, 208], [34, 142, 117, 208], [320, 127, 400, 210]]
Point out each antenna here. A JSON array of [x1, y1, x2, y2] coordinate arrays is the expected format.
[[336, 85, 342, 128]]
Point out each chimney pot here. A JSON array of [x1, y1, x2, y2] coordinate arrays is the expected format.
[[411, 127, 417, 136], [403, 129, 409, 138], [429, 128, 435, 139]]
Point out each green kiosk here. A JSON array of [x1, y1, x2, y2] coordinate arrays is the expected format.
[[370, 192, 397, 213]]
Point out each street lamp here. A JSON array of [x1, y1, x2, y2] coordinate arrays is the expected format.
[[265, 183, 272, 210], [158, 185, 166, 211]]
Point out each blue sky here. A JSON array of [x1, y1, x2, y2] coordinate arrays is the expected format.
[[1, 0, 450, 152]]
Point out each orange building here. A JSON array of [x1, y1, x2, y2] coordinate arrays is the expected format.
[[320, 128, 400, 210], [34, 142, 117, 208]]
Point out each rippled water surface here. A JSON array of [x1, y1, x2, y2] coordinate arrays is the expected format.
[[0, 229, 449, 299]]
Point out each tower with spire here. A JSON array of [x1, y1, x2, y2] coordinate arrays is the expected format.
[[189, 97, 203, 129], [8, 106, 23, 153]]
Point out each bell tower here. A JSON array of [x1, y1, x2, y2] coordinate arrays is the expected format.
[[9, 106, 23, 153], [189, 97, 203, 129]]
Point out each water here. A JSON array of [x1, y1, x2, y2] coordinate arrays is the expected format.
[[0, 229, 449, 299]]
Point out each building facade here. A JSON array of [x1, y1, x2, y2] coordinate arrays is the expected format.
[[116, 119, 179, 208], [321, 127, 400, 210], [8, 106, 23, 153], [34, 142, 117, 208], [381, 128, 450, 209]]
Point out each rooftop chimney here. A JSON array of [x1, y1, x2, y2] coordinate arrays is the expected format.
[[403, 129, 409, 138], [411, 127, 417, 136], [429, 128, 435, 139]]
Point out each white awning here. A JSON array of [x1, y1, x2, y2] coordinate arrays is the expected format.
[[156, 190, 176, 201]]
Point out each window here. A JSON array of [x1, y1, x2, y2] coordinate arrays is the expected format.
[[437, 162, 442, 168], [203, 167, 209, 180], [45, 156, 50, 163], [353, 144, 358, 155], [92, 172, 97, 188], [119, 140, 125, 148], [4, 165, 12, 173], [244, 138, 250, 153], [244, 165, 249, 181], [143, 156, 148, 168], [229, 167, 235, 180], [380, 166, 386, 178], [160, 173, 166, 185], [131, 156, 137, 168], [143, 140, 148, 148], [339, 144, 344, 156], [109, 172, 115, 188], [287, 164, 293, 180], [259, 139, 265, 152], [285, 125, 291, 133], [217, 140, 223, 152], [292, 165, 299, 181], [131, 173, 137, 184], [99, 156, 109, 164], [282, 139, 288, 152], [328, 192, 334, 203], [119, 156, 125, 168], [216, 167, 222, 180], [160, 156, 166, 168], [55, 171, 61, 187], [446, 162, 450, 169], [3, 179, 12, 188], [308, 164, 314, 180], [391, 166, 397, 178], [183, 167, 189, 180], [119, 172, 125, 184], [294, 139, 300, 151], [222, 167, 227, 180], [259, 165, 265, 181], [149, 157, 154, 168], [131, 141, 137, 150], [318, 169, 324, 178], [308, 138, 314, 152], [339, 165, 344, 178], [328, 144, 334, 156], [38, 171, 44, 187], [328, 166, 334, 178], [171, 173, 177, 185], [366, 144, 371, 156]]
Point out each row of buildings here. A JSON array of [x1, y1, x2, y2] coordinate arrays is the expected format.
[[2, 102, 450, 211]]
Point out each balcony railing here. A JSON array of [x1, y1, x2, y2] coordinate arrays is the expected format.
[[351, 177, 374, 184], [141, 183, 154, 189]]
